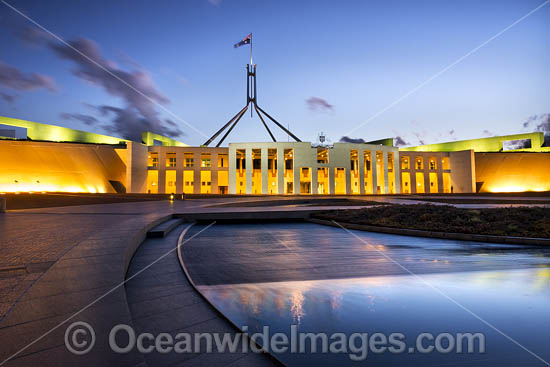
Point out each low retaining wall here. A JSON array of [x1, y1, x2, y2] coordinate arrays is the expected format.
[[306, 218, 550, 246]]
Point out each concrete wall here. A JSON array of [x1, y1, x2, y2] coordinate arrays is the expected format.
[[449, 150, 476, 193], [475, 152, 550, 193], [126, 142, 148, 193], [146, 146, 228, 194], [0, 140, 126, 193]]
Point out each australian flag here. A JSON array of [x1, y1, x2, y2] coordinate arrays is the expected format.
[[234, 33, 251, 48]]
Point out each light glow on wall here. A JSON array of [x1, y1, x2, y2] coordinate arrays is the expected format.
[[487, 184, 549, 193]]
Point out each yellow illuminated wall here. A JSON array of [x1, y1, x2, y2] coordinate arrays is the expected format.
[[475, 152, 550, 193], [218, 171, 228, 194], [146, 171, 158, 194], [165, 171, 176, 194], [200, 171, 211, 194], [415, 172, 425, 193], [334, 168, 346, 195], [300, 167, 311, 194], [429, 172, 438, 193], [183, 171, 194, 194], [0, 140, 126, 193], [401, 172, 411, 194]]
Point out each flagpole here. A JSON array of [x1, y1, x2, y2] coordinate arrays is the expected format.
[[250, 33, 253, 117]]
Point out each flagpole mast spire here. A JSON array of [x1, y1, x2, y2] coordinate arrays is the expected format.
[[250, 32, 253, 66]]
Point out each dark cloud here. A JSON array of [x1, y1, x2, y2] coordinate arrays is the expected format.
[[0, 93, 16, 104], [0, 60, 56, 92], [394, 136, 409, 147], [96, 105, 183, 141], [306, 97, 333, 112], [16, 26, 55, 45], [524, 113, 550, 146], [339, 136, 365, 144], [60, 112, 98, 126], [522, 114, 539, 128], [33, 35, 183, 141]]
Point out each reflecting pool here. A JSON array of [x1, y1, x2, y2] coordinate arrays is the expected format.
[[200, 268, 550, 366], [183, 223, 550, 366]]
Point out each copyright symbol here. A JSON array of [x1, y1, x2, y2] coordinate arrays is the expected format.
[[65, 321, 95, 355]]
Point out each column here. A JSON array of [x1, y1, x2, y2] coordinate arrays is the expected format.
[[260, 147, 268, 194], [293, 164, 300, 195], [228, 147, 236, 194], [371, 150, 377, 195], [311, 166, 318, 194], [411, 165, 417, 194], [158, 149, 166, 194], [345, 165, 352, 195], [277, 148, 284, 194], [193, 151, 201, 194], [424, 164, 430, 194], [394, 150, 401, 194], [358, 150, 365, 194], [245, 148, 252, 194], [175, 149, 183, 194], [383, 151, 389, 194], [437, 156, 444, 194], [329, 167, 335, 195], [211, 152, 218, 194]]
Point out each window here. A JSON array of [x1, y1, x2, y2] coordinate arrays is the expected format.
[[184, 152, 194, 167], [415, 157, 423, 170], [201, 153, 211, 168], [218, 154, 228, 168], [429, 158, 437, 170], [442, 157, 450, 170], [148, 152, 159, 168], [401, 156, 410, 170], [317, 148, 328, 164], [166, 153, 176, 168]]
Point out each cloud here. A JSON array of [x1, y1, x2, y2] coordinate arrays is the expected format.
[[339, 136, 365, 144], [207, 0, 223, 6], [16, 26, 55, 45], [482, 129, 493, 137], [0, 92, 16, 104], [60, 112, 98, 126], [0, 60, 56, 92], [306, 97, 333, 112], [523, 113, 550, 146], [95, 105, 183, 141], [27, 34, 183, 141], [394, 136, 409, 147]]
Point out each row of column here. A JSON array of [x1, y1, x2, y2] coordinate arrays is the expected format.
[[230, 148, 400, 195]]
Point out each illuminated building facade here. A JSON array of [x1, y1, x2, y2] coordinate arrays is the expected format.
[[1, 116, 549, 195]]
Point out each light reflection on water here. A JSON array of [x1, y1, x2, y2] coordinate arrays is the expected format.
[[199, 268, 550, 366]]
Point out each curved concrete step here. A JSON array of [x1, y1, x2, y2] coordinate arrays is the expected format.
[[147, 217, 184, 238]]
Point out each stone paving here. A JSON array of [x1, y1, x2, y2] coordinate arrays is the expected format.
[[126, 224, 280, 366]]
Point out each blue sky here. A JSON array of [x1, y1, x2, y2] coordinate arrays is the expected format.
[[0, 0, 548, 146]]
